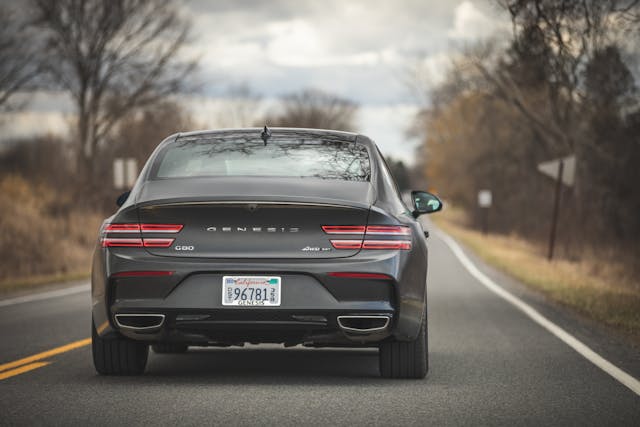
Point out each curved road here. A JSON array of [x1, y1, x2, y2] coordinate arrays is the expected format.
[[0, 231, 638, 426]]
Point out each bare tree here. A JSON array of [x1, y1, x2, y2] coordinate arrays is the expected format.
[[215, 83, 263, 128], [29, 0, 198, 181], [474, 0, 640, 154], [110, 100, 196, 165], [0, 4, 39, 112], [264, 89, 358, 131]]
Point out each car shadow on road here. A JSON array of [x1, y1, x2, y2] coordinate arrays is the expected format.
[[132, 346, 384, 385]]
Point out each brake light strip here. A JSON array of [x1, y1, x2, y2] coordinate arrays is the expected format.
[[322, 225, 411, 236], [329, 239, 412, 250]]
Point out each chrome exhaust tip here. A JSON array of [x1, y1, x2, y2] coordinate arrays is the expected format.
[[114, 314, 165, 331], [337, 315, 390, 333]]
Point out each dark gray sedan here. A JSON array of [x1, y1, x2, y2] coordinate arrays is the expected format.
[[91, 127, 442, 378]]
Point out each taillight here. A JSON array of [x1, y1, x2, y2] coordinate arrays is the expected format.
[[324, 225, 412, 250], [330, 240, 364, 250], [329, 240, 412, 250], [104, 224, 140, 233], [322, 226, 366, 234], [327, 272, 393, 280], [101, 238, 143, 247], [102, 223, 183, 247], [365, 225, 411, 236], [142, 238, 175, 248], [140, 224, 183, 233], [321, 225, 410, 235], [362, 240, 411, 250]]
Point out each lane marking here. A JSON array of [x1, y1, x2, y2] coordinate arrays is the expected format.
[[0, 338, 91, 373], [434, 230, 640, 397], [0, 362, 51, 381], [0, 284, 89, 308]]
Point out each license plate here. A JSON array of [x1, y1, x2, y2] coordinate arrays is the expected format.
[[222, 276, 281, 306]]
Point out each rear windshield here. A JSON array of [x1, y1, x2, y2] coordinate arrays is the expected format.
[[150, 134, 371, 181]]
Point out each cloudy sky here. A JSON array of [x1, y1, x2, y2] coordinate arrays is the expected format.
[[2, 0, 507, 164]]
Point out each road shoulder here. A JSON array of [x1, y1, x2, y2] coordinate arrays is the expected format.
[[0, 278, 89, 304], [423, 219, 640, 381]]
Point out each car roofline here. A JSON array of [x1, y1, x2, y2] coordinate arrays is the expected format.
[[159, 127, 378, 146], [174, 127, 359, 138]]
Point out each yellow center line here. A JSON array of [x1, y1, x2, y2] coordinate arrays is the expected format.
[[0, 338, 91, 373], [0, 362, 51, 381]]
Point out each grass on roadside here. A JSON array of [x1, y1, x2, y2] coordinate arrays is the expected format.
[[0, 174, 101, 296], [433, 209, 640, 342]]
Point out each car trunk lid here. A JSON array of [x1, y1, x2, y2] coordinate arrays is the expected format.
[[136, 177, 373, 259]]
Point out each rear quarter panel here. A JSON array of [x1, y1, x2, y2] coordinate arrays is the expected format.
[[368, 140, 428, 341]]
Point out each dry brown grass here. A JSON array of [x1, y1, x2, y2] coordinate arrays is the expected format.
[[0, 175, 103, 294], [433, 208, 640, 340]]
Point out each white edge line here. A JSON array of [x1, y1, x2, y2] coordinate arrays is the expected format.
[[0, 283, 90, 308], [434, 229, 640, 397]]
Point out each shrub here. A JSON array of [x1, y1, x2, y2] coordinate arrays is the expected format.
[[0, 175, 103, 282]]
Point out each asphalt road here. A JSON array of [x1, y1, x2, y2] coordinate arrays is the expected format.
[[0, 231, 638, 426]]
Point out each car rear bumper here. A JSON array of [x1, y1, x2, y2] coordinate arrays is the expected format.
[[112, 309, 394, 346], [112, 272, 393, 345], [92, 245, 427, 345]]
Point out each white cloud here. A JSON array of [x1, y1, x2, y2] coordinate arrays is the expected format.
[[183, 0, 472, 102], [412, 52, 454, 95], [265, 19, 324, 66], [0, 111, 71, 140], [358, 104, 420, 164], [0, 91, 74, 140], [448, 1, 504, 41]]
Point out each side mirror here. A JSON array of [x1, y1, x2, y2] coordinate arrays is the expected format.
[[116, 191, 131, 207], [411, 191, 443, 217]]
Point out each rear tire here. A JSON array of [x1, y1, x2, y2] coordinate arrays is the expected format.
[[379, 310, 428, 379], [92, 320, 148, 375], [152, 343, 188, 354]]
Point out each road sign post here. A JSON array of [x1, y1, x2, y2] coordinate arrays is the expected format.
[[537, 155, 575, 261], [113, 158, 138, 190], [477, 190, 492, 235], [548, 160, 564, 260]]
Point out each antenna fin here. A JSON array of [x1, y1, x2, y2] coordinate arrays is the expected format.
[[261, 125, 271, 146]]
